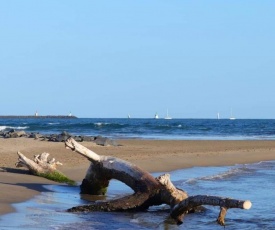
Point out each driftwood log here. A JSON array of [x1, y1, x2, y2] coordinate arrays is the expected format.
[[16, 151, 75, 185], [16, 151, 62, 173], [15, 138, 252, 226], [64, 138, 252, 226]]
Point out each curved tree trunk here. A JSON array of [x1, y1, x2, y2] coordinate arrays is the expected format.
[[65, 138, 161, 194], [64, 138, 252, 226]]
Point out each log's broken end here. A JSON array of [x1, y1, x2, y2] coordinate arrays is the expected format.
[[243, 200, 252, 210], [216, 200, 252, 226], [64, 137, 76, 151], [17, 151, 24, 158], [65, 137, 101, 163]]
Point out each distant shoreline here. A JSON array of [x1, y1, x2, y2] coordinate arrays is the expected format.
[[0, 115, 77, 119]]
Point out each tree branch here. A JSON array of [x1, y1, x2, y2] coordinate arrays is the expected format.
[[170, 195, 252, 225]]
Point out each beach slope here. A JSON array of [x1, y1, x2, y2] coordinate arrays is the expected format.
[[1, 138, 275, 215]]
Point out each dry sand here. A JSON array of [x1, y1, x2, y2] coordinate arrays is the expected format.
[[1, 138, 275, 215]]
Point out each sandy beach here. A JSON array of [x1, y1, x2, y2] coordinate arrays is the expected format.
[[1, 138, 275, 216]]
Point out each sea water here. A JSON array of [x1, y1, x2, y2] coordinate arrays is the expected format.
[[0, 118, 275, 229], [1, 161, 274, 229], [1, 118, 275, 140]]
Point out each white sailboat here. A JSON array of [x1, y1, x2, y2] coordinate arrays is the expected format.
[[154, 113, 159, 119], [217, 112, 220, 120], [164, 109, 172, 120]]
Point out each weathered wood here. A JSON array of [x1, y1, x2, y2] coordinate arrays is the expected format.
[[156, 173, 188, 206], [65, 137, 100, 163], [16, 152, 62, 173], [65, 137, 160, 194], [170, 195, 252, 224], [15, 151, 75, 185], [64, 138, 252, 226], [217, 207, 227, 226]]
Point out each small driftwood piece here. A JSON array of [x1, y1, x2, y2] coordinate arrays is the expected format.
[[16, 151, 75, 185], [170, 195, 252, 225], [65, 137, 252, 226]]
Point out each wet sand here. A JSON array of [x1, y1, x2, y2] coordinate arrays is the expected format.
[[1, 138, 275, 215]]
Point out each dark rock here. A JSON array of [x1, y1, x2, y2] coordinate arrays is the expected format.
[[95, 135, 118, 146], [29, 133, 43, 139], [7, 129, 15, 133], [4, 130, 27, 138], [0, 128, 118, 146], [0, 131, 5, 137], [109, 139, 119, 146], [45, 132, 74, 142], [16, 131, 27, 137], [4, 133, 11, 138], [56, 135, 66, 142], [47, 134, 58, 142], [61, 131, 71, 137], [81, 136, 95, 142], [74, 136, 83, 142]]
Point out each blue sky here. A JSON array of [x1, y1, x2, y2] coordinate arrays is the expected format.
[[0, 1, 274, 118]]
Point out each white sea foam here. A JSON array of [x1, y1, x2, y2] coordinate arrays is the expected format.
[[94, 122, 103, 127], [94, 122, 110, 126], [0, 126, 29, 131], [130, 218, 140, 223], [0, 126, 7, 131], [199, 167, 244, 180]]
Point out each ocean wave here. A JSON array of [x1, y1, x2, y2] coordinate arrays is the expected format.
[[0, 126, 29, 131], [243, 160, 275, 170], [154, 124, 188, 130], [93, 122, 127, 128], [186, 166, 255, 184], [94, 122, 109, 126]]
